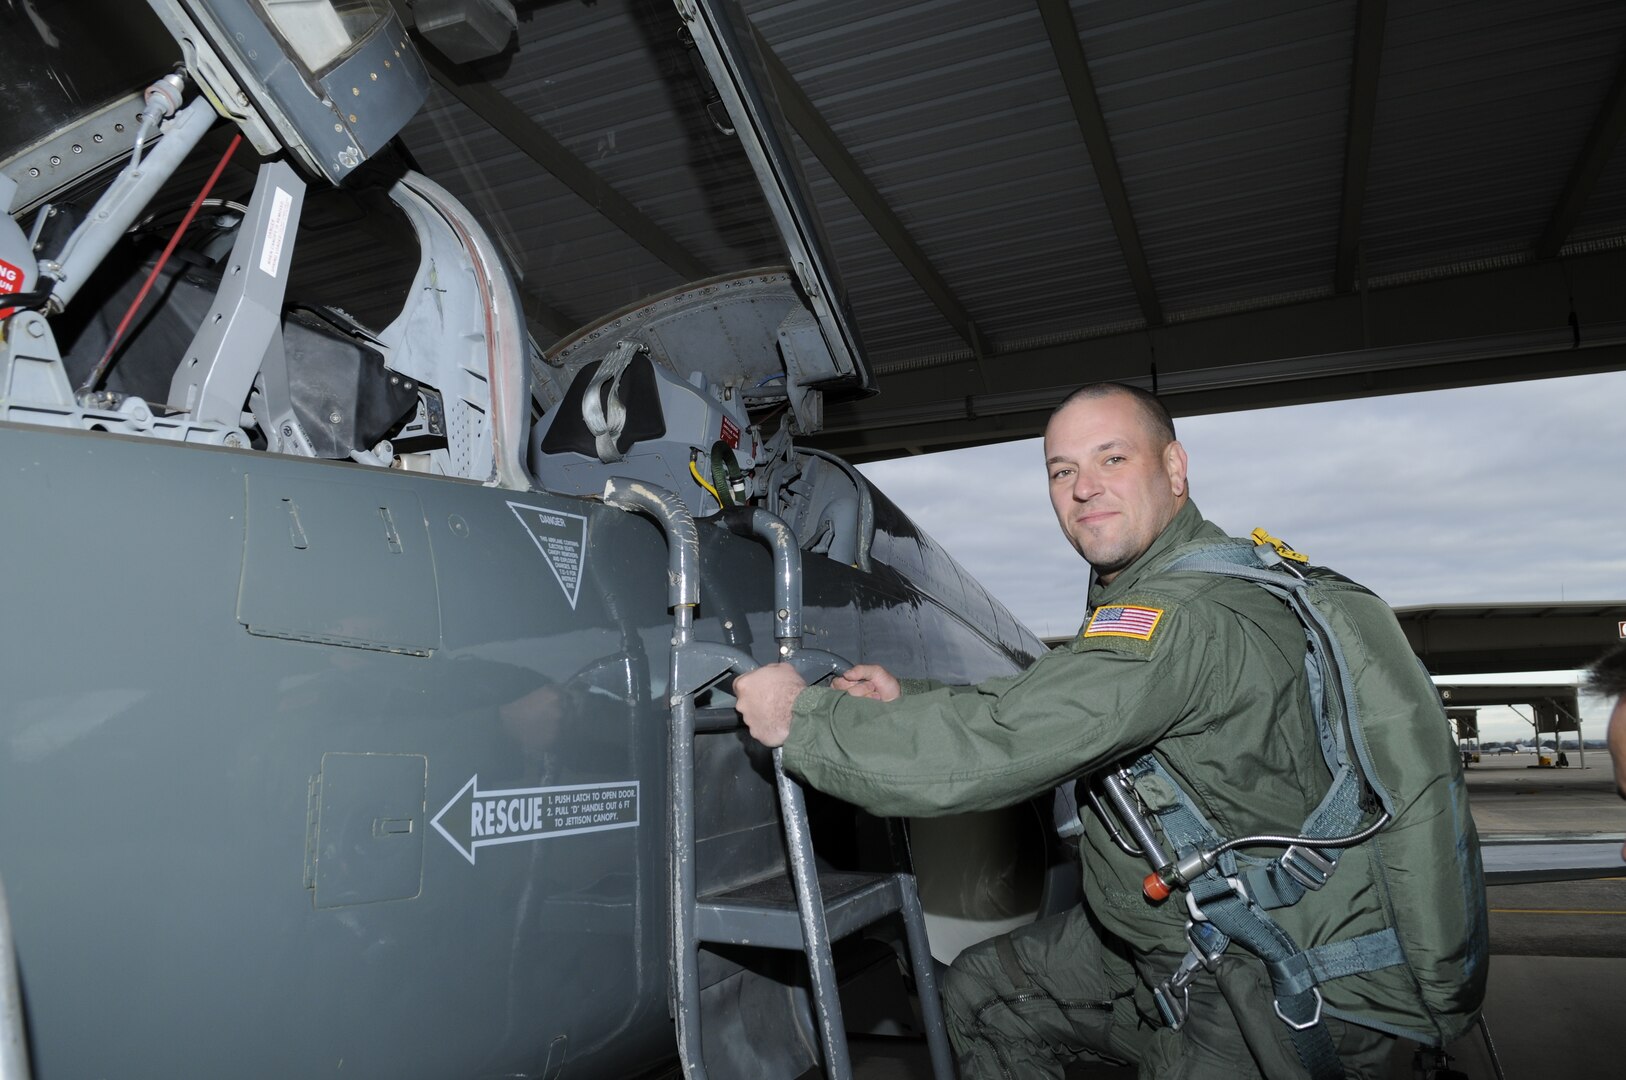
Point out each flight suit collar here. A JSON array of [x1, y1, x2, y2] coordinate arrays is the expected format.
[[1087, 500, 1220, 609]]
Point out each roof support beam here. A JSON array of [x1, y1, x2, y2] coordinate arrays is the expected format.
[[1035, 0, 1161, 326], [817, 331, 1626, 461], [1537, 41, 1626, 258], [748, 26, 988, 358], [811, 247, 1626, 459], [1335, 0, 1388, 293], [417, 51, 714, 281]]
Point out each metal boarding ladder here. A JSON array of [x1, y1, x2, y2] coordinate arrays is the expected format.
[[602, 479, 953, 1080]]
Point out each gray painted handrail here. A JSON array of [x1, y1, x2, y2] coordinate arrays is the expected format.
[[0, 875, 32, 1080]]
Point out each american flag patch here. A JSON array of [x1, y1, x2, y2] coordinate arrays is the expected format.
[[1084, 604, 1164, 640]]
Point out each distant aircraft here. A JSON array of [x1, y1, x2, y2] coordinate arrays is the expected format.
[[0, 2, 1058, 1077]]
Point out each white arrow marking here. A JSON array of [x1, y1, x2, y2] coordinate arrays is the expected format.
[[431, 774, 641, 865]]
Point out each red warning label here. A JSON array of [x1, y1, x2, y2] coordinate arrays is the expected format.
[[719, 415, 741, 449], [0, 258, 24, 320]]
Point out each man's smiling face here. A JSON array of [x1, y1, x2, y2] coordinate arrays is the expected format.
[[1044, 391, 1188, 584]]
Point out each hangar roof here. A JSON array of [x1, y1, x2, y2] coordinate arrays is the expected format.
[[378, 1, 1626, 459], [1396, 601, 1626, 675]]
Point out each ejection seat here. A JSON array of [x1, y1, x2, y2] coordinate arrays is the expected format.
[[602, 479, 953, 1080]]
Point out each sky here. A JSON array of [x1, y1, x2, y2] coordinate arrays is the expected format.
[[857, 370, 1626, 742]]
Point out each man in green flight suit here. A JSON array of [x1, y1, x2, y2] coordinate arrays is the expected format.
[[734, 383, 1397, 1078]]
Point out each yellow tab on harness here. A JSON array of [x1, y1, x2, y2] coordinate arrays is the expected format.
[[1250, 527, 1309, 563]]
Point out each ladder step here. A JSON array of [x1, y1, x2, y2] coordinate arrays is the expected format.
[[697, 871, 906, 950]]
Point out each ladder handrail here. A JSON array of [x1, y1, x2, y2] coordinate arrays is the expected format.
[[772, 746, 852, 1079], [602, 480, 950, 1080], [724, 505, 856, 1079], [0, 874, 33, 1080], [602, 478, 711, 1080]]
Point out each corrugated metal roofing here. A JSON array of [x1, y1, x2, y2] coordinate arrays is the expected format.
[[1362, 0, 1626, 277], [363, 0, 1626, 415], [399, 0, 785, 331], [751, 0, 1147, 354], [1079, 0, 1355, 313], [1574, 118, 1626, 244]]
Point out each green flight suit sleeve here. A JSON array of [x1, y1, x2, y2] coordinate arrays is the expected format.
[[782, 593, 1210, 817], [895, 673, 1031, 697]]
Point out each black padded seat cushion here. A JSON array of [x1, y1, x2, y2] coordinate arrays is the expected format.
[[538, 352, 667, 459]]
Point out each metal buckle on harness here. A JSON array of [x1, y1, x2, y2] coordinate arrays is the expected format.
[[1154, 934, 1218, 1031], [1153, 982, 1189, 1030], [1272, 987, 1325, 1031], [1185, 921, 1227, 973], [1279, 845, 1337, 890]]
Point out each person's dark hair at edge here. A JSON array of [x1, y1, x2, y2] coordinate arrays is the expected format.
[[1585, 643, 1626, 698], [1053, 382, 1177, 446]]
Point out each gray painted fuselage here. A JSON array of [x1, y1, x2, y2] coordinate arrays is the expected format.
[[0, 419, 1038, 1078]]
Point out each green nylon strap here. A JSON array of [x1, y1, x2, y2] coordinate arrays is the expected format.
[[1160, 543, 1394, 911], [1277, 929, 1407, 989], [994, 933, 1032, 992], [1197, 890, 1346, 1080], [1240, 766, 1369, 911], [1162, 544, 1397, 819], [1130, 756, 1349, 1078], [709, 440, 743, 509], [1117, 541, 1432, 1080], [1161, 549, 1348, 776], [1285, 1004, 1346, 1080]]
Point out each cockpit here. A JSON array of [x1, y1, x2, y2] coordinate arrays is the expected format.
[[0, 0, 877, 563]]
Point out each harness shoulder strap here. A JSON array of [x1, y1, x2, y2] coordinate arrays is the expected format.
[[1125, 538, 1414, 1078], [1129, 753, 1356, 1080]]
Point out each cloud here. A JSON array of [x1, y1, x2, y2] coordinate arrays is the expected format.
[[858, 370, 1626, 681], [1176, 372, 1626, 608]]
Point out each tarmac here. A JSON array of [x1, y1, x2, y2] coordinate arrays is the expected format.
[[1413, 754, 1625, 1079], [829, 753, 1626, 1079]]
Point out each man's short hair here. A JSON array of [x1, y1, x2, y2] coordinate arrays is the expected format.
[[1586, 643, 1626, 699], [1052, 383, 1177, 446]]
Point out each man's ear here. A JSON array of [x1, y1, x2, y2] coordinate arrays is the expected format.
[[1164, 440, 1189, 497]]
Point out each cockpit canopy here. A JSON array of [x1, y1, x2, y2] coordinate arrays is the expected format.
[[0, 0, 875, 533]]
